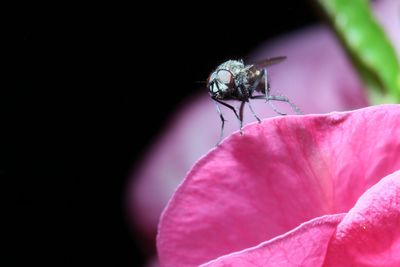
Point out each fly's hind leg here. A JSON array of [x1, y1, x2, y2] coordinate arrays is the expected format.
[[251, 68, 301, 115], [251, 95, 288, 115], [267, 95, 301, 115]]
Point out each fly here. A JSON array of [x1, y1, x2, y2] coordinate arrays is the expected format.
[[207, 56, 301, 144]]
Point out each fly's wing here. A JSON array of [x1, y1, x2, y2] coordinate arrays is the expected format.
[[253, 56, 287, 69], [248, 56, 286, 94]]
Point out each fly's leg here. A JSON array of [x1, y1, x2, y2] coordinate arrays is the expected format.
[[244, 69, 265, 122], [212, 97, 243, 138], [247, 101, 261, 122], [251, 95, 301, 115], [267, 95, 301, 115], [248, 68, 289, 118], [213, 101, 226, 145], [251, 95, 287, 115], [251, 68, 301, 115], [238, 101, 245, 135]]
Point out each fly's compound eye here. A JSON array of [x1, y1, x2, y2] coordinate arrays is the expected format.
[[207, 73, 217, 86], [217, 69, 233, 85]]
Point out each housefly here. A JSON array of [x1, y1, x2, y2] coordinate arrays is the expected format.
[[207, 56, 301, 144]]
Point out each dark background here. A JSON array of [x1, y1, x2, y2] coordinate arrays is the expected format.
[[7, 2, 319, 266]]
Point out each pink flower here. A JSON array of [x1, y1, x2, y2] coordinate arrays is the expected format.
[[126, 3, 400, 264], [127, 25, 368, 243], [157, 104, 400, 266]]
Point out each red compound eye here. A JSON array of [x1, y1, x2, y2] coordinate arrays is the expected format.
[[207, 72, 217, 86], [217, 70, 233, 84]]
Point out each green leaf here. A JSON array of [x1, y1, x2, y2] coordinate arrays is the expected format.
[[318, 0, 400, 103]]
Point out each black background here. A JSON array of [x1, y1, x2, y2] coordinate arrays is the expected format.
[[8, 2, 319, 266]]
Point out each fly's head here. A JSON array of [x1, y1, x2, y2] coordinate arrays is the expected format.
[[207, 68, 235, 100]]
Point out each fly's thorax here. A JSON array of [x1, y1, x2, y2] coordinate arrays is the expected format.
[[216, 60, 245, 76], [245, 66, 264, 91], [246, 66, 261, 81]]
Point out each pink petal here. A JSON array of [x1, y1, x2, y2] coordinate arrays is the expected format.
[[323, 170, 400, 266], [157, 105, 400, 267], [201, 214, 345, 267]]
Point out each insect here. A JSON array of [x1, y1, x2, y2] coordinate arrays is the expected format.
[[207, 56, 301, 144]]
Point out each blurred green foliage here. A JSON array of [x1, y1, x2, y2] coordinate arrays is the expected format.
[[318, 0, 400, 103]]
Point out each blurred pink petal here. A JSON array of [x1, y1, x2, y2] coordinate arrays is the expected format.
[[201, 214, 345, 267], [373, 0, 400, 58], [248, 26, 366, 113], [324, 170, 400, 266], [157, 105, 400, 267]]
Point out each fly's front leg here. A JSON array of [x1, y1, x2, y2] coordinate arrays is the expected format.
[[212, 97, 243, 136], [213, 101, 226, 145]]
